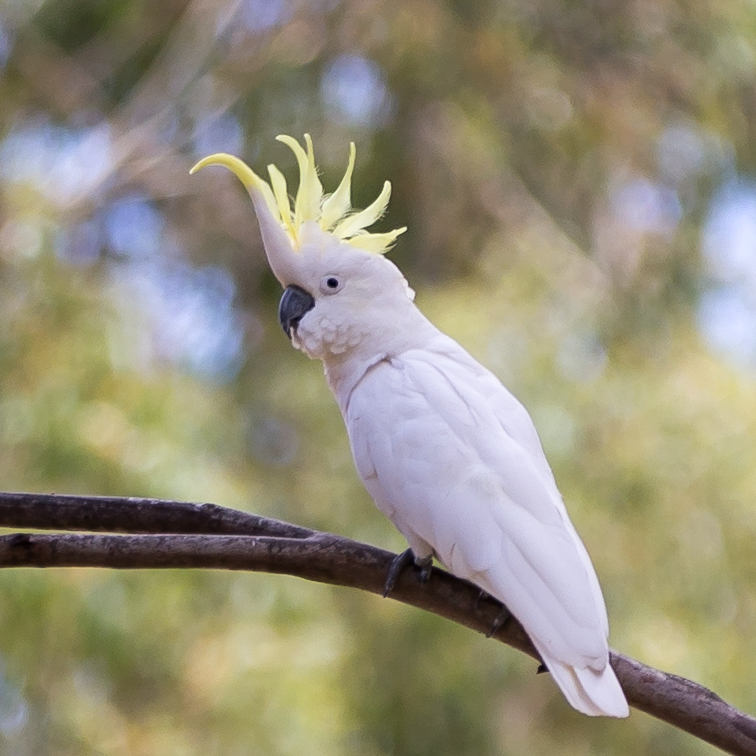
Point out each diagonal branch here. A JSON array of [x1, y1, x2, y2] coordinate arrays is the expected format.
[[1, 492, 755, 756]]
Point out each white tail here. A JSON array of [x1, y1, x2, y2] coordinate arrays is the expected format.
[[537, 644, 629, 718]]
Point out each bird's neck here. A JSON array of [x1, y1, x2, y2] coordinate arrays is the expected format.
[[322, 306, 438, 410]]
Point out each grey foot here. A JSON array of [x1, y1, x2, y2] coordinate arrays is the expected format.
[[475, 589, 491, 611], [486, 607, 512, 639], [383, 548, 433, 597]]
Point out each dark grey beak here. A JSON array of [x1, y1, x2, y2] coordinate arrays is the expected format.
[[279, 285, 315, 338]]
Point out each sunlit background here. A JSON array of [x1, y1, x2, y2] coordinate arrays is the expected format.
[[1, 0, 756, 753]]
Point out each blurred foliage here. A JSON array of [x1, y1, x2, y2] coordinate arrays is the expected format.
[[1, 0, 756, 753]]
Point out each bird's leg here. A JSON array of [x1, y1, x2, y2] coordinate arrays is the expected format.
[[383, 548, 414, 596], [475, 589, 491, 610], [475, 590, 512, 638], [417, 555, 433, 585], [486, 607, 512, 639], [383, 548, 433, 597]]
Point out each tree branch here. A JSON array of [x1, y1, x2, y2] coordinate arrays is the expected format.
[[0, 491, 313, 538], [1, 492, 755, 755]]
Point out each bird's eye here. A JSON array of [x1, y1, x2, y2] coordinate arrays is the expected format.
[[321, 275, 342, 294]]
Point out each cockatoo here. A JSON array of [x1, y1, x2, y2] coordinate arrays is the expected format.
[[191, 135, 629, 718]]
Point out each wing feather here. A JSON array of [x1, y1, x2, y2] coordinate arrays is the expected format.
[[345, 344, 609, 669]]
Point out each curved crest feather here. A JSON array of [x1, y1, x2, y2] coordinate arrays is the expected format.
[[191, 135, 406, 254]]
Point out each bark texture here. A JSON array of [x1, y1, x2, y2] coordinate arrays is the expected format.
[[1, 491, 754, 755]]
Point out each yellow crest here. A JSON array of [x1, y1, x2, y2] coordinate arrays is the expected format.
[[191, 134, 406, 254]]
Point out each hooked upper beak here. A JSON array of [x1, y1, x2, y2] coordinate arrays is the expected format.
[[279, 285, 315, 338]]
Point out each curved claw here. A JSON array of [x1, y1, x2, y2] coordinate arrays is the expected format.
[[383, 548, 433, 597], [475, 589, 491, 611], [417, 556, 433, 585], [486, 607, 512, 639]]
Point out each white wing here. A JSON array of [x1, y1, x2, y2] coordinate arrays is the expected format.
[[344, 335, 627, 717]]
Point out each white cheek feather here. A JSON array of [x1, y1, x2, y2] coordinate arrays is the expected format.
[[294, 312, 366, 358]]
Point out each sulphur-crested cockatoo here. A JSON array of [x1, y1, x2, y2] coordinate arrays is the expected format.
[[191, 135, 629, 718]]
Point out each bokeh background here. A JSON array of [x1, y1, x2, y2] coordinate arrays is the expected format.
[[1, 0, 755, 753]]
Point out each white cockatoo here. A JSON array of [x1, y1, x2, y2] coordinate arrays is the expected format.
[[191, 135, 629, 718]]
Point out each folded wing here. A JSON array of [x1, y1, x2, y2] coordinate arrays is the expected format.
[[345, 336, 627, 717]]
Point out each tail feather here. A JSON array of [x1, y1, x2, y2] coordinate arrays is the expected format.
[[537, 647, 629, 718]]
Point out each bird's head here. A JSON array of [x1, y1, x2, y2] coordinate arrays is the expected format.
[[191, 135, 419, 362]]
